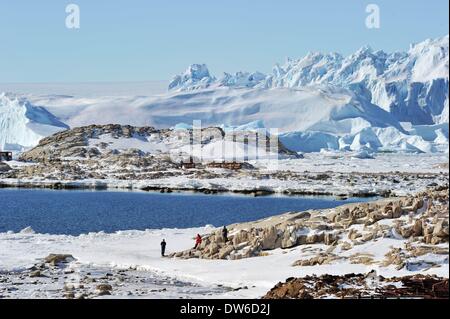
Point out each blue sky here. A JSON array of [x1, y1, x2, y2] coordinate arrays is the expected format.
[[0, 0, 448, 83]]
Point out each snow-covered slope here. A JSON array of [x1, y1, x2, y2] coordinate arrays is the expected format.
[[3, 85, 447, 154], [27, 86, 403, 136], [163, 36, 450, 153], [0, 93, 68, 151], [26, 84, 447, 153], [170, 35, 449, 126]]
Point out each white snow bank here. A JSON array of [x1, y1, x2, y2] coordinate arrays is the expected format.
[[0, 226, 447, 298]]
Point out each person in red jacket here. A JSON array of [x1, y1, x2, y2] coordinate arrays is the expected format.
[[194, 234, 202, 249]]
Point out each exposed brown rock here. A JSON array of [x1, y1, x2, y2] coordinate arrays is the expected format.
[[171, 188, 449, 261], [263, 273, 449, 299], [44, 254, 75, 266]]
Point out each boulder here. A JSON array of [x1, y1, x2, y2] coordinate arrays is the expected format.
[[239, 247, 256, 259], [96, 284, 112, 292], [341, 242, 352, 251], [44, 254, 75, 266], [297, 212, 311, 220], [400, 226, 413, 239], [392, 204, 402, 218], [424, 234, 433, 244], [383, 209, 393, 219], [65, 292, 75, 299], [431, 236, 443, 245], [305, 233, 324, 244], [370, 211, 385, 223], [334, 208, 350, 222], [361, 232, 374, 242], [297, 235, 307, 245], [433, 220, 449, 238], [424, 225, 434, 237], [412, 199, 424, 212], [281, 232, 297, 249], [218, 245, 234, 259], [348, 229, 361, 241], [29, 270, 42, 278], [412, 219, 423, 236], [232, 230, 249, 246], [0, 162, 11, 172], [324, 233, 336, 246], [261, 226, 279, 250]]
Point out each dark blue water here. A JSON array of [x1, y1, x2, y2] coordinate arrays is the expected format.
[[0, 189, 371, 235]]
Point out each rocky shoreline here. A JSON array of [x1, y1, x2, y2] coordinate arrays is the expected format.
[[1, 124, 448, 198], [0, 187, 448, 299], [1, 171, 448, 198], [0, 179, 385, 199], [171, 187, 449, 263]]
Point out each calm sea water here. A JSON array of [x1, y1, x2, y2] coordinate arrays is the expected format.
[[0, 189, 372, 235]]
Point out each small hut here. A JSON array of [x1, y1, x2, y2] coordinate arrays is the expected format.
[[180, 156, 196, 169], [0, 151, 13, 161], [207, 162, 244, 170]]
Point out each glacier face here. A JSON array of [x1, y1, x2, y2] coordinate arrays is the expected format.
[[170, 36, 449, 126], [0, 93, 68, 152]]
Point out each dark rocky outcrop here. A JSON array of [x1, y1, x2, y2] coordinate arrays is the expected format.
[[263, 273, 449, 299], [10, 124, 298, 182], [0, 162, 11, 172]]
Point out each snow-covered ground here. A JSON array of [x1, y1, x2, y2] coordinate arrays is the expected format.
[[1, 153, 448, 299], [0, 224, 447, 299], [3, 153, 448, 197], [256, 152, 448, 174]]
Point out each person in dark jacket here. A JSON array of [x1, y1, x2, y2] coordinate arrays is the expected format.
[[194, 234, 202, 249], [160, 239, 167, 257], [222, 226, 229, 242]]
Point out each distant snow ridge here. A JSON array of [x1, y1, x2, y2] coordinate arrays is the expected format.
[[149, 84, 446, 153], [168, 64, 216, 91], [170, 35, 449, 126], [0, 93, 68, 151], [266, 36, 449, 125], [2, 36, 447, 155]]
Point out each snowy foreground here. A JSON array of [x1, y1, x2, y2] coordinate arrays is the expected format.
[[1, 186, 449, 300], [1, 151, 448, 299], [0, 225, 448, 299]]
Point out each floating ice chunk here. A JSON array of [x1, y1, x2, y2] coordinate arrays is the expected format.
[[352, 150, 375, 159], [19, 226, 36, 234]]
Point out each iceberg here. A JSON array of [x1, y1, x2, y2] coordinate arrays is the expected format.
[[0, 93, 69, 151]]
